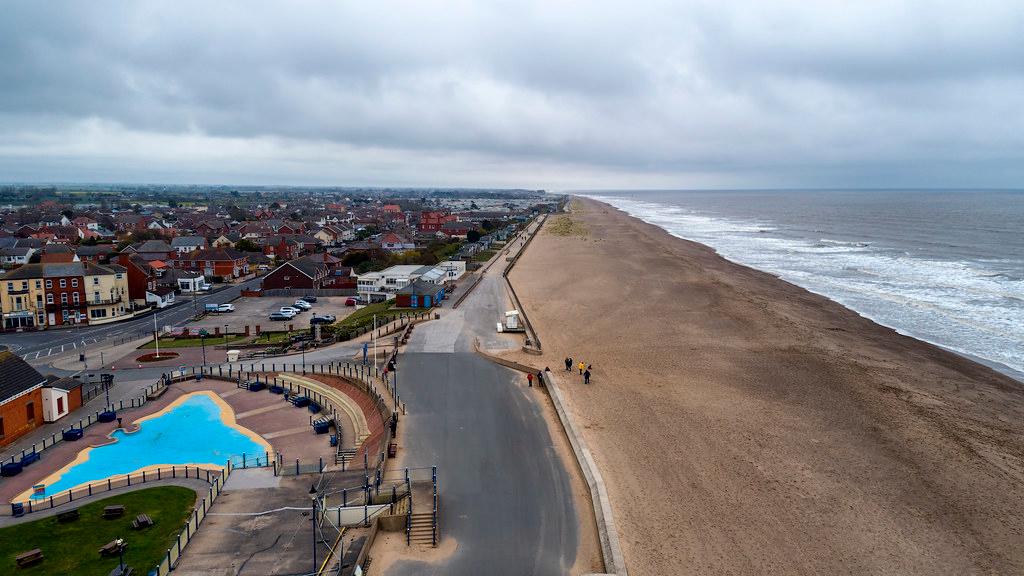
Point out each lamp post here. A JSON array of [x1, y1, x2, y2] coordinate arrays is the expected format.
[[224, 323, 229, 362], [199, 329, 208, 366], [301, 341, 307, 375], [309, 485, 318, 572], [116, 538, 125, 574], [153, 308, 161, 359]]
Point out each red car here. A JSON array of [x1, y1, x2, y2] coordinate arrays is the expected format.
[[345, 297, 358, 306]]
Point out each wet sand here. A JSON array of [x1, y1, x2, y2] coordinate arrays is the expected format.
[[506, 197, 1024, 575]]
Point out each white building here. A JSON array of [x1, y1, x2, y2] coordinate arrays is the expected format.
[[437, 260, 466, 283]]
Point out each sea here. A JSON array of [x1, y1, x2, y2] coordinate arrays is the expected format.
[[582, 190, 1024, 383]]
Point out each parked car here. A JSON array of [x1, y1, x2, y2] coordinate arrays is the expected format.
[[269, 312, 291, 321], [344, 297, 358, 306], [279, 306, 301, 316], [293, 300, 312, 310], [216, 303, 235, 313], [310, 314, 336, 325], [300, 295, 317, 303]]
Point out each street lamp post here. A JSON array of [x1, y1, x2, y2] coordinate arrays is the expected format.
[[116, 538, 125, 574], [199, 329, 208, 366], [224, 324, 229, 362], [153, 308, 161, 358]]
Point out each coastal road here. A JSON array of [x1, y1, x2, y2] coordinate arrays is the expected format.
[[0, 277, 261, 361], [388, 352, 579, 575], [383, 237, 582, 575]]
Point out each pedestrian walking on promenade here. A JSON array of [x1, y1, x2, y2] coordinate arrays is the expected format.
[[578, 361, 585, 375], [536, 371, 543, 386], [584, 369, 591, 385], [565, 357, 572, 371], [527, 372, 534, 387]]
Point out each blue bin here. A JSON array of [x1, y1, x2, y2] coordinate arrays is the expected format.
[[97, 411, 117, 423], [313, 421, 330, 434], [62, 428, 85, 441], [20, 452, 40, 466], [269, 385, 285, 394], [329, 435, 338, 447], [1, 462, 24, 477], [308, 402, 321, 414], [11, 502, 24, 517]]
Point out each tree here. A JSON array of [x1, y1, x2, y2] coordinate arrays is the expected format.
[[234, 238, 261, 252], [61, 209, 74, 219], [470, 201, 479, 210], [81, 236, 98, 246], [167, 198, 179, 208], [341, 252, 370, 267], [481, 219, 494, 231], [466, 229, 481, 242], [269, 202, 281, 210]]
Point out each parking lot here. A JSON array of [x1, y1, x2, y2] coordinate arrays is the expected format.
[[184, 296, 355, 333]]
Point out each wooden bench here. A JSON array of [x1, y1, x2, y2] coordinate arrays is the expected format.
[[57, 509, 80, 523], [102, 505, 125, 519], [98, 540, 126, 557], [15, 548, 43, 568], [131, 513, 154, 530]]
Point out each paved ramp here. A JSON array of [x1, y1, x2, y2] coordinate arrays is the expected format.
[[406, 309, 465, 353]]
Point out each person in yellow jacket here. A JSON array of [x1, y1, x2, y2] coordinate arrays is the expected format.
[[578, 361, 585, 375]]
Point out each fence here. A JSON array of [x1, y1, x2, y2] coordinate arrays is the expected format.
[[260, 288, 357, 298], [502, 214, 544, 352], [152, 460, 234, 576], [10, 463, 226, 516]]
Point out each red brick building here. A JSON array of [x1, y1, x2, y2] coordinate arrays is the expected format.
[[418, 211, 455, 233], [0, 352, 82, 448], [174, 248, 249, 280]]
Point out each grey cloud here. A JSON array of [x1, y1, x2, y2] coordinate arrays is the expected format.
[[0, 0, 1022, 188]]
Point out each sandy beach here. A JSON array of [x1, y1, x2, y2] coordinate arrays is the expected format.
[[506, 198, 1024, 575]]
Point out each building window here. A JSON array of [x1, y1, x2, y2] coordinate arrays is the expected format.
[[71, 278, 78, 288], [46, 294, 53, 304], [26, 402, 35, 422], [35, 280, 41, 289], [73, 292, 79, 304], [45, 279, 52, 289], [115, 274, 123, 280], [60, 279, 67, 288], [5, 282, 11, 291], [21, 281, 27, 290]]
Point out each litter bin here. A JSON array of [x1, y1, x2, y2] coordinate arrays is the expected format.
[[227, 349, 240, 362], [11, 503, 24, 517]]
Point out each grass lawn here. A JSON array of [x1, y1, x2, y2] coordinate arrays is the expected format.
[[141, 334, 246, 349], [0, 486, 196, 575], [472, 249, 497, 262], [336, 300, 401, 328]]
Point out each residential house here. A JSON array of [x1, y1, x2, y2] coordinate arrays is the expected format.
[[440, 220, 473, 239], [124, 240, 174, 262], [0, 246, 34, 269], [171, 236, 208, 255], [174, 247, 249, 281], [113, 253, 157, 309], [75, 244, 116, 264], [380, 233, 416, 252], [313, 224, 354, 245], [0, 262, 131, 328], [261, 253, 353, 291], [418, 211, 455, 233]]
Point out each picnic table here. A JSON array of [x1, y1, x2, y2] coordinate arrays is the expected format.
[[57, 509, 80, 523], [98, 540, 126, 557], [15, 548, 43, 567], [131, 513, 154, 529], [102, 505, 125, 519]]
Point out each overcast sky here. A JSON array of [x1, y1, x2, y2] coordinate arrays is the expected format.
[[1, 1, 1022, 189]]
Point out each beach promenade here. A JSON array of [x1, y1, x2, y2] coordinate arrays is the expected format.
[[505, 197, 1024, 575]]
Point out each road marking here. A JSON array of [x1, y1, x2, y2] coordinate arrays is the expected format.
[[22, 353, 29, 360], [34, 351, 41, 359], [60, 344, 66, 352]]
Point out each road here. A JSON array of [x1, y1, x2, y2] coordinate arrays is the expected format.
[[384, 227, 581, 575], [0, 277, 261, 361]]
